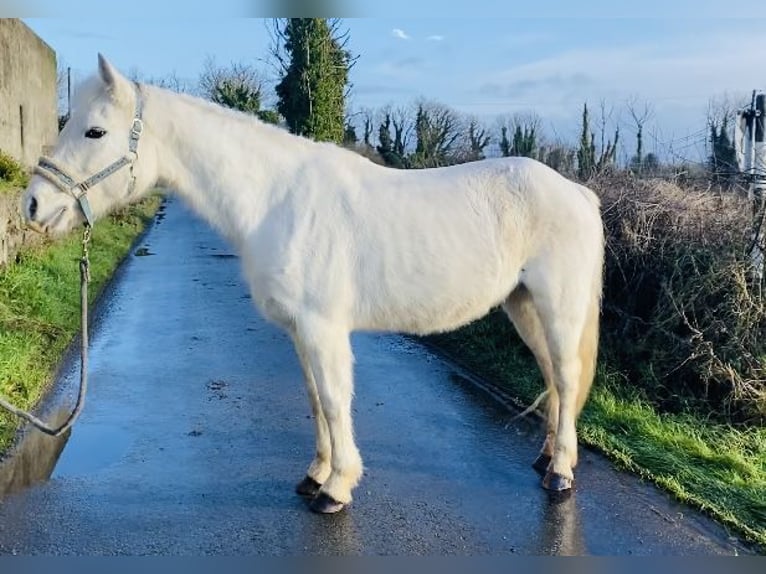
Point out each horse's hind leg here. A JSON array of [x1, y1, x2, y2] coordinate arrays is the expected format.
[[502, 286, 558, 475], [521, 264, 598, 492], [294, 315, 363, 514], [291, 334, 332, 498]]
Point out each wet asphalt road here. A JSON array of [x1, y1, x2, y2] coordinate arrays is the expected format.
[[0, 198, 752, 555]]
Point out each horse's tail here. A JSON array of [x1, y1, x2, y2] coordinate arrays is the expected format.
[[576, 220, 604, 415]]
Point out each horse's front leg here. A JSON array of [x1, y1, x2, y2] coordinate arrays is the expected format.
[[295, 316, 363, 514], [291, 334, 332, 498]]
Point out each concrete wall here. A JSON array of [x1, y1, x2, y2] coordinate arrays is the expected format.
[[0, 20, 53, 268], [0, 19, 57, 167]]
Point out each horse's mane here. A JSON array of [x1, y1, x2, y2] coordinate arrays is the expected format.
[[73, 75, 364, 162]]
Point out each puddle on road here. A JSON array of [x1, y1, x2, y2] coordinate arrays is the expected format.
[[0, 409, 71, 498], [52, 423, 132, 478]]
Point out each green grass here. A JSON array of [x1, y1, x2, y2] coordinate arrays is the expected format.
[[0, 150, 28, 192], [424, 309, 766, 552], [0, 179, 24, 195], [0, 196, 161, 449]]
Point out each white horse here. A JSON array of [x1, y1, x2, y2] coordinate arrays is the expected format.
[[23, 55, 604, 514]]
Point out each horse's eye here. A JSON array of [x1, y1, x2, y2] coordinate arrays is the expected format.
[[85, 127, 107, 139]]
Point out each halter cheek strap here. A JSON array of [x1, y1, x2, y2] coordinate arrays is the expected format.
[[33, 83, 145, 227]]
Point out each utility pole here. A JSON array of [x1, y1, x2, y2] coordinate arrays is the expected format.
[[739, 92, 766, 280], [67, 66, 71, 117]]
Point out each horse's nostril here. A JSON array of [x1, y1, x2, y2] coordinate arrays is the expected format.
[[28, 196, 38, 220]]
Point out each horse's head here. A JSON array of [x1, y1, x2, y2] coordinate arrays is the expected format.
[[23, 54, 157, 236]]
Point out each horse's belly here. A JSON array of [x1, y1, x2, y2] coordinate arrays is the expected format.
[[357, 269, 517, 335]]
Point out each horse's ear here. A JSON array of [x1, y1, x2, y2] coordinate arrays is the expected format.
[[97, 53, 129, 101], [98, 53, 118, 87]]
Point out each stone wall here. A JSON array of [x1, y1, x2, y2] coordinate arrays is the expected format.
[[0, 20, 56, 268], [0, 19, 58, 167]]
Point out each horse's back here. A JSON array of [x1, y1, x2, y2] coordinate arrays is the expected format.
[[242, 152, 603, 335], [342, 156, 602, 333]]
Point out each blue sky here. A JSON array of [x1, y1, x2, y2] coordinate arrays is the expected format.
[[18, 8, 766, 162]]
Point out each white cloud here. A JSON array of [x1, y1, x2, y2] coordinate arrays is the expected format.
[[478, 30, 763, 119], [451, 28, 766, 158], [392, 28, 410, 40], [427, 35, 444, 41]]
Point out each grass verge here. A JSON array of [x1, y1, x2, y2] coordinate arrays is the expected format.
[[0, 195, 161, 451], [423, 309, 766, 552]]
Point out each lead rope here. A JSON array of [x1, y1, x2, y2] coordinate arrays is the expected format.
[[0, 224, 91, 437]]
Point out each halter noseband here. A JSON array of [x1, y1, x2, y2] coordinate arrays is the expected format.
[[33, 83, 145, 227]]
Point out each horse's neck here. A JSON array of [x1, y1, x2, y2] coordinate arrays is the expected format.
[[145, 87, 301, 246]]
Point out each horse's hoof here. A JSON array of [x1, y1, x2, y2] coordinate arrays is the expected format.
[[309, 492, 346, 514], [532, 453, 551, 476], [295, 475, 322, 498], [542, 471, 573, 492]]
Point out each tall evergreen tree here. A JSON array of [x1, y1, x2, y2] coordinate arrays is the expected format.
[[343, 122, 358, 146], [511, 124, 536, 157], [273, 18, 354, 143], [362, 110, 374, 148], [376, 113, 406, 168], [499, 126, 511, 157], [576, 102, 618, 179], [709, 118, 737, 182], [577, 103, 596, 180]]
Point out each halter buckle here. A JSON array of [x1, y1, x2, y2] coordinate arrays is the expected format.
[[77, 194, 95, 227], [131, 118, 144, 138]]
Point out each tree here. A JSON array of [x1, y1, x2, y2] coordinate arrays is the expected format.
[[377, 114, 395, 163], [643, 152, 660, 174], [390, 107, 411, 162], [376, 110, 408, 168], [511, 125, 536, 157], [213, 78, 262, 114], [272, 18, 355, 143], [343, 122, 358, 146], [57, 63, 70, 131], [541, 143, 577, 176], [706, 96, 741, 183], [499, 126, 512, 157], [257, 109, 281, 125], [463, 118, 491, 162], [410, 102, 461, 168], [360, 108, 375, 148], [198, 58, 279, 124], [709, 118, 737, 182], [577, 102, 618, 180], [497, 114, 539, 158], [600, 125, 619, 173], [627, 97, 654, 174], [577, 103, 596, 179]]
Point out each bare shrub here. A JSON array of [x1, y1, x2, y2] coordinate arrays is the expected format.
[[592, 174, 766, 423]]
